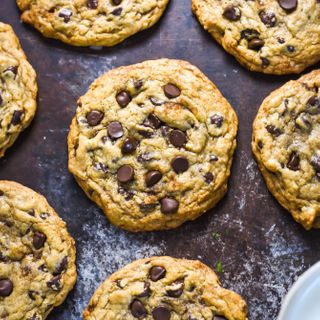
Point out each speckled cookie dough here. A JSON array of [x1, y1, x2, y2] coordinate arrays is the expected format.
[[0, 22, 37, 157], [68, 59, 238, 232], [0, 181, 77, 320], [192, 0, 320, 75], [252, 70, 320, 229], [16, 0, 169, 47], [83, 256, 248, 320]]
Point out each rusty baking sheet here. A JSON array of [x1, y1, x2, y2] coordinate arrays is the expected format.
[[1, 1, 320, 319]]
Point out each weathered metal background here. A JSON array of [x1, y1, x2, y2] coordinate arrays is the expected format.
[[1, 1, 320, 319]]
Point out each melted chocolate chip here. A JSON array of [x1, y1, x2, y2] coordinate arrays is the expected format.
[[278, 0, 298, 12], [161, 125, 170, 137], [28, 290, 39, 300], [4, 66, 18, 76], [152, 305, 171, 320], [287, 152, 300, 171], [108, 121, 124, 139], [137, 153, 153, 163], [150, 266, 166, 281], [134, 79, 143, 90], [213, 316, 227, 320], [261, 57, 270, 68], [54, 256, 68, 275], [210, 114, 224, 127], [143, 114, 161, 129], [160, 198, 179, 214], [47, 275, 62, 291], [94, 162, 108, 173], [311, 156, 320, 173], [138, 129, 153, 138], [167, 280, 184, 297], [33, 231, 47, 249], [11, 110, 24, 125], [130, 299, 147, 318], [0, 279, 13, 297], [150, 97, 164, 106], [307, 95, 320, 114], [116, 91, 131, 107], [266, 124, 282, 137], [112, 0, 122, 4], [204, 172, 214, 184], [0, 94, 3, 107], [111, 7, 123, 15], [146, 171, 162, 187], [164, 84, 181, 99], [137, 281, 151, 298], [259, 11, 276, 27], [58, 8, 73, 22], [87, 0, 98, 9], [117, 165, 134, 183], [222, 6, 241, 21], [87, 110, 104, 126], [140, 202, 157, 213], [241, 29, 260, 40], [169, 130, 187, 147], [248, 38, 265, 51], [171, 156, 189, 173], [118, 186, 134, 200], [122, 137, 138, 154]]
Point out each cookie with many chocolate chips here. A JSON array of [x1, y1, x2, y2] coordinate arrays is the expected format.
[[16, 0, 169, 47], [0, 22, 37, 157], [192, 0, 320, 74], [68, 59, 238, 231], [0, 181, 77, 319], [83, 256, 248, 320], [252, 70, 320, 229]]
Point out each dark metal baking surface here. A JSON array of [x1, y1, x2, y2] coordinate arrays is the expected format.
[[1, 1, 320, 319]]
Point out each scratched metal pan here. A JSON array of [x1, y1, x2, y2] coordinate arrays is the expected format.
[[1, 1, 320, 319]]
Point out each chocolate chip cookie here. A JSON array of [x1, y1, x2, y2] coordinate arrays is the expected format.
[[192, 0, 320, 75], [83, 256, 248, 320], [252, 70, 320, 229], [68, 59, 238, 231], [17, 0, 169, 47], [0, 181, 77, 319], [0, 22, 37, 157]]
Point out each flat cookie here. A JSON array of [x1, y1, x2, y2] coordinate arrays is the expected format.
[[0, 181, 77, 319], [0, 22, 37, 157], [83, 256, 248, 320], [16, 0, 169, 47], [252, 70, 320, 229], [192, 0, 320, 75], [68, 59, 238, 231]]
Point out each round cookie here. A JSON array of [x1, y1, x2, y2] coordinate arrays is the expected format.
[[0, 22, 37, 157], [192, 0, 320, 75], [83, 256, 248, 320], [252, 70, 320, 229], [68, 59, 238, 232], [16, 0, 169, 47], [0, 181, 77, 319]]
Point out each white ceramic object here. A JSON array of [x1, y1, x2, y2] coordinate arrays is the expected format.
[[278, 262, 320, 320]]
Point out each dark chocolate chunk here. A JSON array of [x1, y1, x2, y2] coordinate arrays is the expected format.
[[139, 202, 157, 213], [108, 121, 124, 139], [118, 186, 134, 200], [149, 266, 166, 281], [134, 79, 143, 90], [0, 94, 3, 107], [122, 137, 138, 154], [54, 256, 68, 275], [266, 124, 282, 137], [111, 7, 122, 15], [112, 0, 122, 4], [171, 156, 189, 173], [161, 125, 170, 137], [143, 114, 161, 129], [47, 275, 62, 291], [210, 155, 218, 162], [130, 299, 147, 318], [94, 162, 108, 173], [137, 281, 151, 298], [311, 156, 320, 173], [287, 152, 300, 171], [87, 110, 104, 126], [167, 280, 184, 297], [259, 11, 276, 27], [241, 29, 260, 40], [204, 172, 214, 184], [210, 114, 224, 127], [117, 165, 134, 183], [287, 45, 295, 53], [4, 66, 18, 76], [33, 231, 47, 249], [169, 130, 187, 147], [0, 279, 13, 297], [150, 97, 164, 106], [261, 57, 270, 68], [87, 0, 98, 9], [146, 171, 162, 187], [213, 316, 227, 320], [11, 110, 24, 125], [278, 0, 298, 12], [28, 290, 39, 300], [116, 91, 131, 107], [164, 84, 181, 99], [152, 305, 171, 320], [58, 8, 73, 22], [137, 153, 153, 163], [160, 198, 179, 214], [248, 38, 265, 51], [222, 6, 241, 21]]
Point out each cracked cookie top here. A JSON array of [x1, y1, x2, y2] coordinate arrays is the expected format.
[[0, 181, 77, 320], [252, 70, 320, 229], [192, 0, 320, 74], [0, 22, 37, 157], [17, 0, 169, 46], [68, 59, 238, 231], [83, 256, 248, 320]]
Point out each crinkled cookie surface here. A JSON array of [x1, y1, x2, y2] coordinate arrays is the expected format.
[[83, 256, 248, 320], [17, 0, 169, 46], [0, 22, 37, 157], [68, 59, 238, 231], [0, 181, 77, 320], [192, 0, 320, 74], [252, 70, 320, 229]]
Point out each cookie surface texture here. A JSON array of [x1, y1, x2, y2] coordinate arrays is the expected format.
[[0, 22, 37, 157], [252, 70, 320, 229], [17, 0, 169, 47], [0, 181, 77, 319], [68, 59, 238, 231], [83, 256, 248, 320], [192, 0, 320, 75]]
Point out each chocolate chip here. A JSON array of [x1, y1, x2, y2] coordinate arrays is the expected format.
[[130, 299, 147, 318], [116, 91, 131, 107], [161, 125, 170, 137], [139, 202, 157, 213], [258, 141, 263, 149], [122, 137, 138, 154], [134, 79, 143, 90], [266, 124, 282, 137], [4, 66, 18, 76], [33, 231, 46, 249], [287, 45, 295, 53], [222, 6, 241, 21], [169, 130, 187, 147], [112, 0, 122, 4], [137, 281, 151, 298], [137, 153, 153, 163], [146, 171, 162, 187], [54, 256, 68, 275], [171, 156, 189, 173], [143, 114, 161, 129], [117, 165, 134, 183], [204, 172, 214, 184], [210, 114, 224, 127], [164, 84, 181, 99], [58, 8, 73, 22], [167, 280, 184, 297], [287, 152, 300, 171], [210, 155, 218, 162], [40, 212, 49, 220], [47, 275, 62, 291], [118, 186, 134, 200], [0, 94, 3, 107], [28, 314, 41, 320], [248, 38, 265, 51], [261, 57, 270, 68], [150, 97, 164, 106], [152, 305, 171, 320], [108, 121, 124, 139], [278, 38, 285, 44], [278, 0, 298, 12], [28, 290, 39, 300], [160, 198, 179, 214], [307, 95, 320, 114], [259, 11, 276, 27], [94, 162, 108, 173], [213, 316, 227, 320], [138, 130, 153, 138], [241, 29, 260, 40], [111, 7, 122, 15], [86, 110, 104, 126], [87, 0, 98, 9], [0, 279, 13, 297], [311, 156, 320, 172], [149, 266, 166, 281], [11, 110, 24, 125]]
